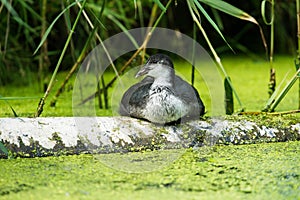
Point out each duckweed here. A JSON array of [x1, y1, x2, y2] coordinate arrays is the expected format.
[[0, 141, 299, 199]]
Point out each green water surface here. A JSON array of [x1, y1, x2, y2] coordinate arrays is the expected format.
[[0, 141, 299, 200], [0, 56, 299, 199], [0, 56, 299, 117]]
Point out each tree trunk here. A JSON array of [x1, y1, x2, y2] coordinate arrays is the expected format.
[[0, 117, 299, 158]]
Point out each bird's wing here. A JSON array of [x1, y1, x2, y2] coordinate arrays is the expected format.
[[174, 75, 205, 117], [119, 77, 153, 116]]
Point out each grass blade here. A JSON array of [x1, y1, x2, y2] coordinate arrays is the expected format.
[[62, 1, 72, 31], [33, 0, 83, 55], [199, 0, 267, 53], [35, 0, 86, 117], [50, 24, 99, 107], [107, 14, 139, 49], [153, 0, 167, 12], [269, 69, 300, 112], [18, 0, 42, 21], [294, 0, 300, 109], [262, 70, 291, 111], [211, 8, 224, 30], [0, 142, 8, 157], [224, 77, 234, 115], [99, 0, 106, 18], [0, 96, 40, 100], [0, 95, 18, 117], [1, 0, 18, 16], [78, 0, 173, 106], [199, 0, 256, 23], [77, 1, 119, 79], [1, 0, 36, 33], [187, 0, 244, 112], [261, 0, 274, 25], [191, 23, 196, 86], [194, 0, 233, 51]]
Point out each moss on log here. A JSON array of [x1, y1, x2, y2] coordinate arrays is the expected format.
[[0, 117, 299, 158]]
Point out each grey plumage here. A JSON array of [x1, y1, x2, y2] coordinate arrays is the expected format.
[[119, 54, 205, 124]]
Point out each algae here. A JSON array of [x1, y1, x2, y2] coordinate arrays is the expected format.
[[0, 141, 299, 200], [0, 56, 299, 199], [1, 56, 299, 117]]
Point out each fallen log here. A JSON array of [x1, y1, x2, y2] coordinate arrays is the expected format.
[[0, 117, 299, 158]]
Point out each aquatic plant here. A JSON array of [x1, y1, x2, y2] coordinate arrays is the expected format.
[[263, 0, 300, 112], [0, 0, 298, 115], [0, 141, 8, 158], [35, 0, 87, 117]]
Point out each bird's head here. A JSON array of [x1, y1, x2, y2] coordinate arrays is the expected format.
[[135, 54, 174, 80]]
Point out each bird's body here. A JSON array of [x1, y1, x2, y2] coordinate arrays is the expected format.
[[143, 85, 188, 124], [119, 54, 205, 124]]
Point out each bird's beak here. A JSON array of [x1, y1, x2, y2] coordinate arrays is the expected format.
[[135, 64, 150, 78]]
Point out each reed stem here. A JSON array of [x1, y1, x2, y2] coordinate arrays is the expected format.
[[35, 0, 87, 117]]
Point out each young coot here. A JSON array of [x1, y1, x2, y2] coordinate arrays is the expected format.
[[119, 54, 205, 124]]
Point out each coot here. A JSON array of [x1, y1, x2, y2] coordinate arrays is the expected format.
[[119, 54, 205, 124]]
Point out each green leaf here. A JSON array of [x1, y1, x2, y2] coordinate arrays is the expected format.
[[18, 0, 42, 21], [296, 62, 300, 71], [107, 14, 139, 49], [88, 8, 107, 30], [1, 0, 18, 16], [211, 8, 224, 30], [10, 106, 18, 117], [198, 0, 258, 24], [268, 69, 300, 112], [0, 142, 8, 157], [194, 0, 232, 51], [62, 2, 72, 31], [0, 95, 18, 117], [33, 0, 83, 55], [198, 0, 267, 55], [187, 0, 244, 111], [224, 77, 234, 115], [153, 0, 166, 12], [35, 0, 87, 117], [0, 0, 36, 32], [188, 0, 201, 20], [99, 0, 106, 19], [261, 0, 274, 25], [0, 96, 40, 100]]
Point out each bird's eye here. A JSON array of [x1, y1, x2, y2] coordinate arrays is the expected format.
[[158, 60, 164, 64]]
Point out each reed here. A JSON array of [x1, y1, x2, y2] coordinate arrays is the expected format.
[[0, 0, 297, 115]]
